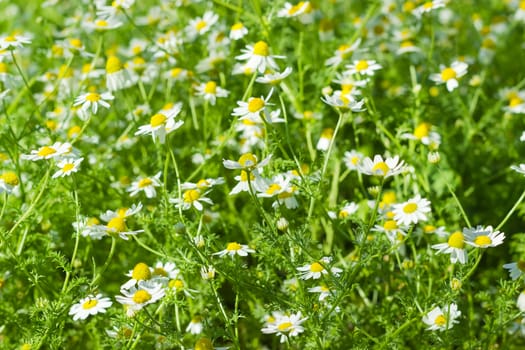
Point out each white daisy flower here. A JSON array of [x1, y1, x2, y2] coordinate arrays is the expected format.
[[338, 202, 359, 219], [518, 291, 525, 312], [235, 41, 285, 73], [343, 150, 364, 171], [430, 61, 468, 92], [255, 67, 293, 85], [357, 155, 407, 178], [229, 170, 268, 195], [321, 92, 366, 111], [186, 316, 204, 335], [511, 164, 525, 175], [297, 257, 342, 280], [169, 189, 213, 211], [412, 0, 446, 17], [345, 59, 382, 76], [52, 157, 83, 178], [186, 11, 219, 40], [307, 285, 333, 301], [0, 34, 32, 50], [229, 22, 248, 40], [72, 216, 106, 240], [258, 173, 299, 209], [127, 172, 162, 198], [194, 81, 230, 105], [316, 128, 334, 151], [463, 225, 505, 248], [261, 311, 307, 343], [503, 261, 525, 280], [74, 91, 114, 115], [231, 89, 274, 122], [213, 242, 255, 258], [422, 303, 461, 331], [105, 55, 133, 91], [98, 203, 144, 240], [0, 171, 19, 194], [393, 195, 431, 226], [223, 152, 272, 172], [324, 39, 361, 67], [135, 103, 184, 143], [21, 142, 73, 161], [115, 283, 165, 313], [69, 294, 112, 321], [121, 262, 153, 290], [431, 230, 468, 264]]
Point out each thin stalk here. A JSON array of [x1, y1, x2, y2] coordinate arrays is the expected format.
[[495, 188, 525, 231]]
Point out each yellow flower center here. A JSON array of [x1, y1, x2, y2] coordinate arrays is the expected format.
[[414, 123, 431, 139], [37, 146, 57, 157], [195, 20, 207, 31], [321, 128, 334, 139], [169, 279, 184, 289], [400, 40, 414, 48], [85, 93, 101, 102], [1, 171, 19, 186], [117, 208, 128, 217], [0, 62, 7, 73], [383, 220, 398, 231], [62, 163, 75, 172], [87, 217, 100, 226], [434, 314, 446, 326], [253, 41, 269, 56], [82, 299, 98, 310], [131, 262, 151, 280], [226, 242, 242, 251], [107, 217, 126, 233], [441, 67, 456, 81], [96, 19, 108, 28], [277, 321, 293, 331], [247, 97, 265, 113], [474, 235, 492, 246], [183, 189, 200, 203], [138, 178, 153, 188], [68, 125, 82, 138], [69, 38, 82, 49], [337, 44, 351, 54], [106, 55, 122, 74], [310, 262, 324, 273], [203, 81, 217, 94], [150, 113, 167, 127], [232, 22, 244, 30], [403, 1, 416, 12], [4, 35, 16, 42], [153, 267, 168, 277], [238, 153, 257, 168], [447, 231, 465, 249], [355, 60, 369, 72], [266, 183, 282, 195], [194, 338, 213, 350], [424, 225, 436, 233], [132, 290, 152, 304], [403, 203, 418, 214], [239, 170, 254, 182], [521, 0, 525, 10], [372, 161, 389, 175], [423, 1, 433, 10], [509, 97, 523, 107]]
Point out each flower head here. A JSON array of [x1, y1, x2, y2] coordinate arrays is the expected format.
[[393, 195, 431, 226], [69, 294, 112, 321], [430, 61, 468, 92], [431, 230, 468, 264], [357, 155, 407, 178], [463, 225, 505, 248], [213, 242, 255, 258], [422, 303, 461, 331], [261, 311, 307, 343]]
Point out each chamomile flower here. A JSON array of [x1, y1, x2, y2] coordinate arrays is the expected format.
[[200, 265, 216, 280], [518, 291, 525, 312], [431, 231, 468, 264], [0, 171, 19, 194], [0, 33, 32, 50], [98, 203, 144, 240], [413, 0, 446, 17], [194, 81, 230, 105], [393, 195, 431, 226], [229, 22, 248, 40], [256, 67, 293, 85], [127, 172, 162, 198], [186, 316, 204, 335], [235, 41, 284, 73], [115, 283, 165, 313], [316, 128, 333, 151], [74, 91, 114, 115], [232, 89, 274, 121], [84, 17, 123, 32], [52, 157, 83, 178], [308, 285, 333, 301], [372, 219, 409, 245], [170, 189, 213, 211], [135, 103, 184, 143], [229, 170, 268, 195], [261, 311, 307, 343], [297, 257, 342, 280], [357, 155, 407, 178], [430, 61, 468, 92], [69, 294, 112, 321], [324, 39, 361, 67], [346, 59, 382, 76], [72, 216, 106, 240], [121, 262, 153, 290], [343, 150, 364, 171], [21, 142, 72, 161], [422, 303, 461, 331], [105, 55, 132, 91], [223, 152, 272, 172], [401, 122, 441, 148], [503, 260, 525, 280], [258, 173, 299, 209], [338, 202, 359, 219], [213, 242, 255, 258], [151, 261, 180, 282], [186, 11, 219, 40], [321, 92, 366, 111], [463, 225, 505, 248]]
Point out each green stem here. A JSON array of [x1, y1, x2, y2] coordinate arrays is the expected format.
[[495, 188, 525, 231], [91, 237, 116, 287], [445, 180, 471, 228], [461, 250, 484, 283], [61, 187, 81, 294]]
